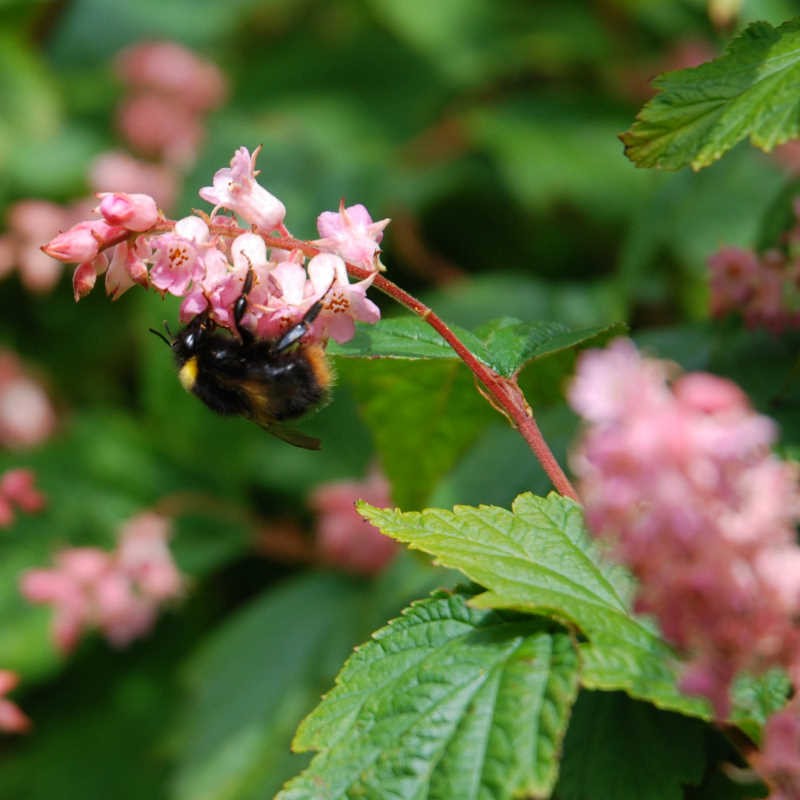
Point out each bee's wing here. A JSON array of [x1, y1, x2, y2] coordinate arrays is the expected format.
[[259, 420, 321, 450]]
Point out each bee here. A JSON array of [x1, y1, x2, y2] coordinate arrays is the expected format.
[[150, 269, 332, 449]]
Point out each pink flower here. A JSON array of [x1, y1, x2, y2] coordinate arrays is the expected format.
[[0, 671, 30, 734], [310, 467, 397, 575], [199, 146, 286, 233], [149, 215, 209, 295], [315, 201, 389, 269], [569, 339, 800, 717], [97, 192, 159, 232], [307, 253, 380, 343], [251, 259, 320, 340], [42, 219, 125, 263]]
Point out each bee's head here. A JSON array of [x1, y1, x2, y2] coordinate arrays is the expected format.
[[149, 315, 207, 364]]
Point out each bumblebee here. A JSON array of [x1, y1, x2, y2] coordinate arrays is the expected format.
[[151, 270, 332, 449]]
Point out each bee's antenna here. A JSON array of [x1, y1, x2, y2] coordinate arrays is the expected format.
[[149, 323, 172, 347]]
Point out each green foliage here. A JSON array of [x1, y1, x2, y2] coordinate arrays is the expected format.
[[555, 691, 707, 800], [622, 19, 800, 171], [280, 590, 579, 800], [2, 2, 798, 798]]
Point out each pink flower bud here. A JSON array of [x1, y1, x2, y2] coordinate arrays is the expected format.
[[98, 192, 159, 232], [42, 220, 125, 263], [73, 260, 100, 301]]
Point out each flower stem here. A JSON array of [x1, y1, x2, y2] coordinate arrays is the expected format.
[[264, 234, 579, 500]]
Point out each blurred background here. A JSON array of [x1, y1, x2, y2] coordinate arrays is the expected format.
[[1, 0, 800, 797]]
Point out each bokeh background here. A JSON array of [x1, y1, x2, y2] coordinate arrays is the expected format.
[[1, 1, 800, 797]]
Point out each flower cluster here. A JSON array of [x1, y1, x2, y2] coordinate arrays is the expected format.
[[43, 146, 387, 345], [569, 339, 800, 718], [20, 511, 183, 652], [709, 200, 800, 333], [0, 671, 30, 734], [310, 466, 398, 575]]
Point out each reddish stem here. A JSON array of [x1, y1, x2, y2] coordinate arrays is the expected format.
[[264, 234, 579, 500]]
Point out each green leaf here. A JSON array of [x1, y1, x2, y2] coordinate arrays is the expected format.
[[361, 493, 710, 718], [333, 316, 625, 377], [621, 19, 800, 171], [476, 318, 626, 378], [336, 357, 495, 508], [329, 316, 488, 362], [279, 590, 580, 800], [555, 691, 706, 800]]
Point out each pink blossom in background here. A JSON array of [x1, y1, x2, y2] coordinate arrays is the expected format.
[[752, 703, 800, 799], [117, 93, 204, 167], [114, 40, 227, 113], [113, 41, 226, 167], [20, 511, 183, 652], [116, 512, 183, 601], [0, 350, 56, 449], [310, 467, 398, 575], [569, 339, 800, 718], [0, 468, 46, 528], [1, 200, 70, 293], [708, 201, 800, 333], [0, 671, 30, 734]]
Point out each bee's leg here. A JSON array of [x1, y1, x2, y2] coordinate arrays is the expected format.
[[275, 297, 325, 352], [233, 267, 255, 344]]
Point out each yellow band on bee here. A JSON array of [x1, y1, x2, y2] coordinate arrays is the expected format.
[[178, 357, 198, 391]]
